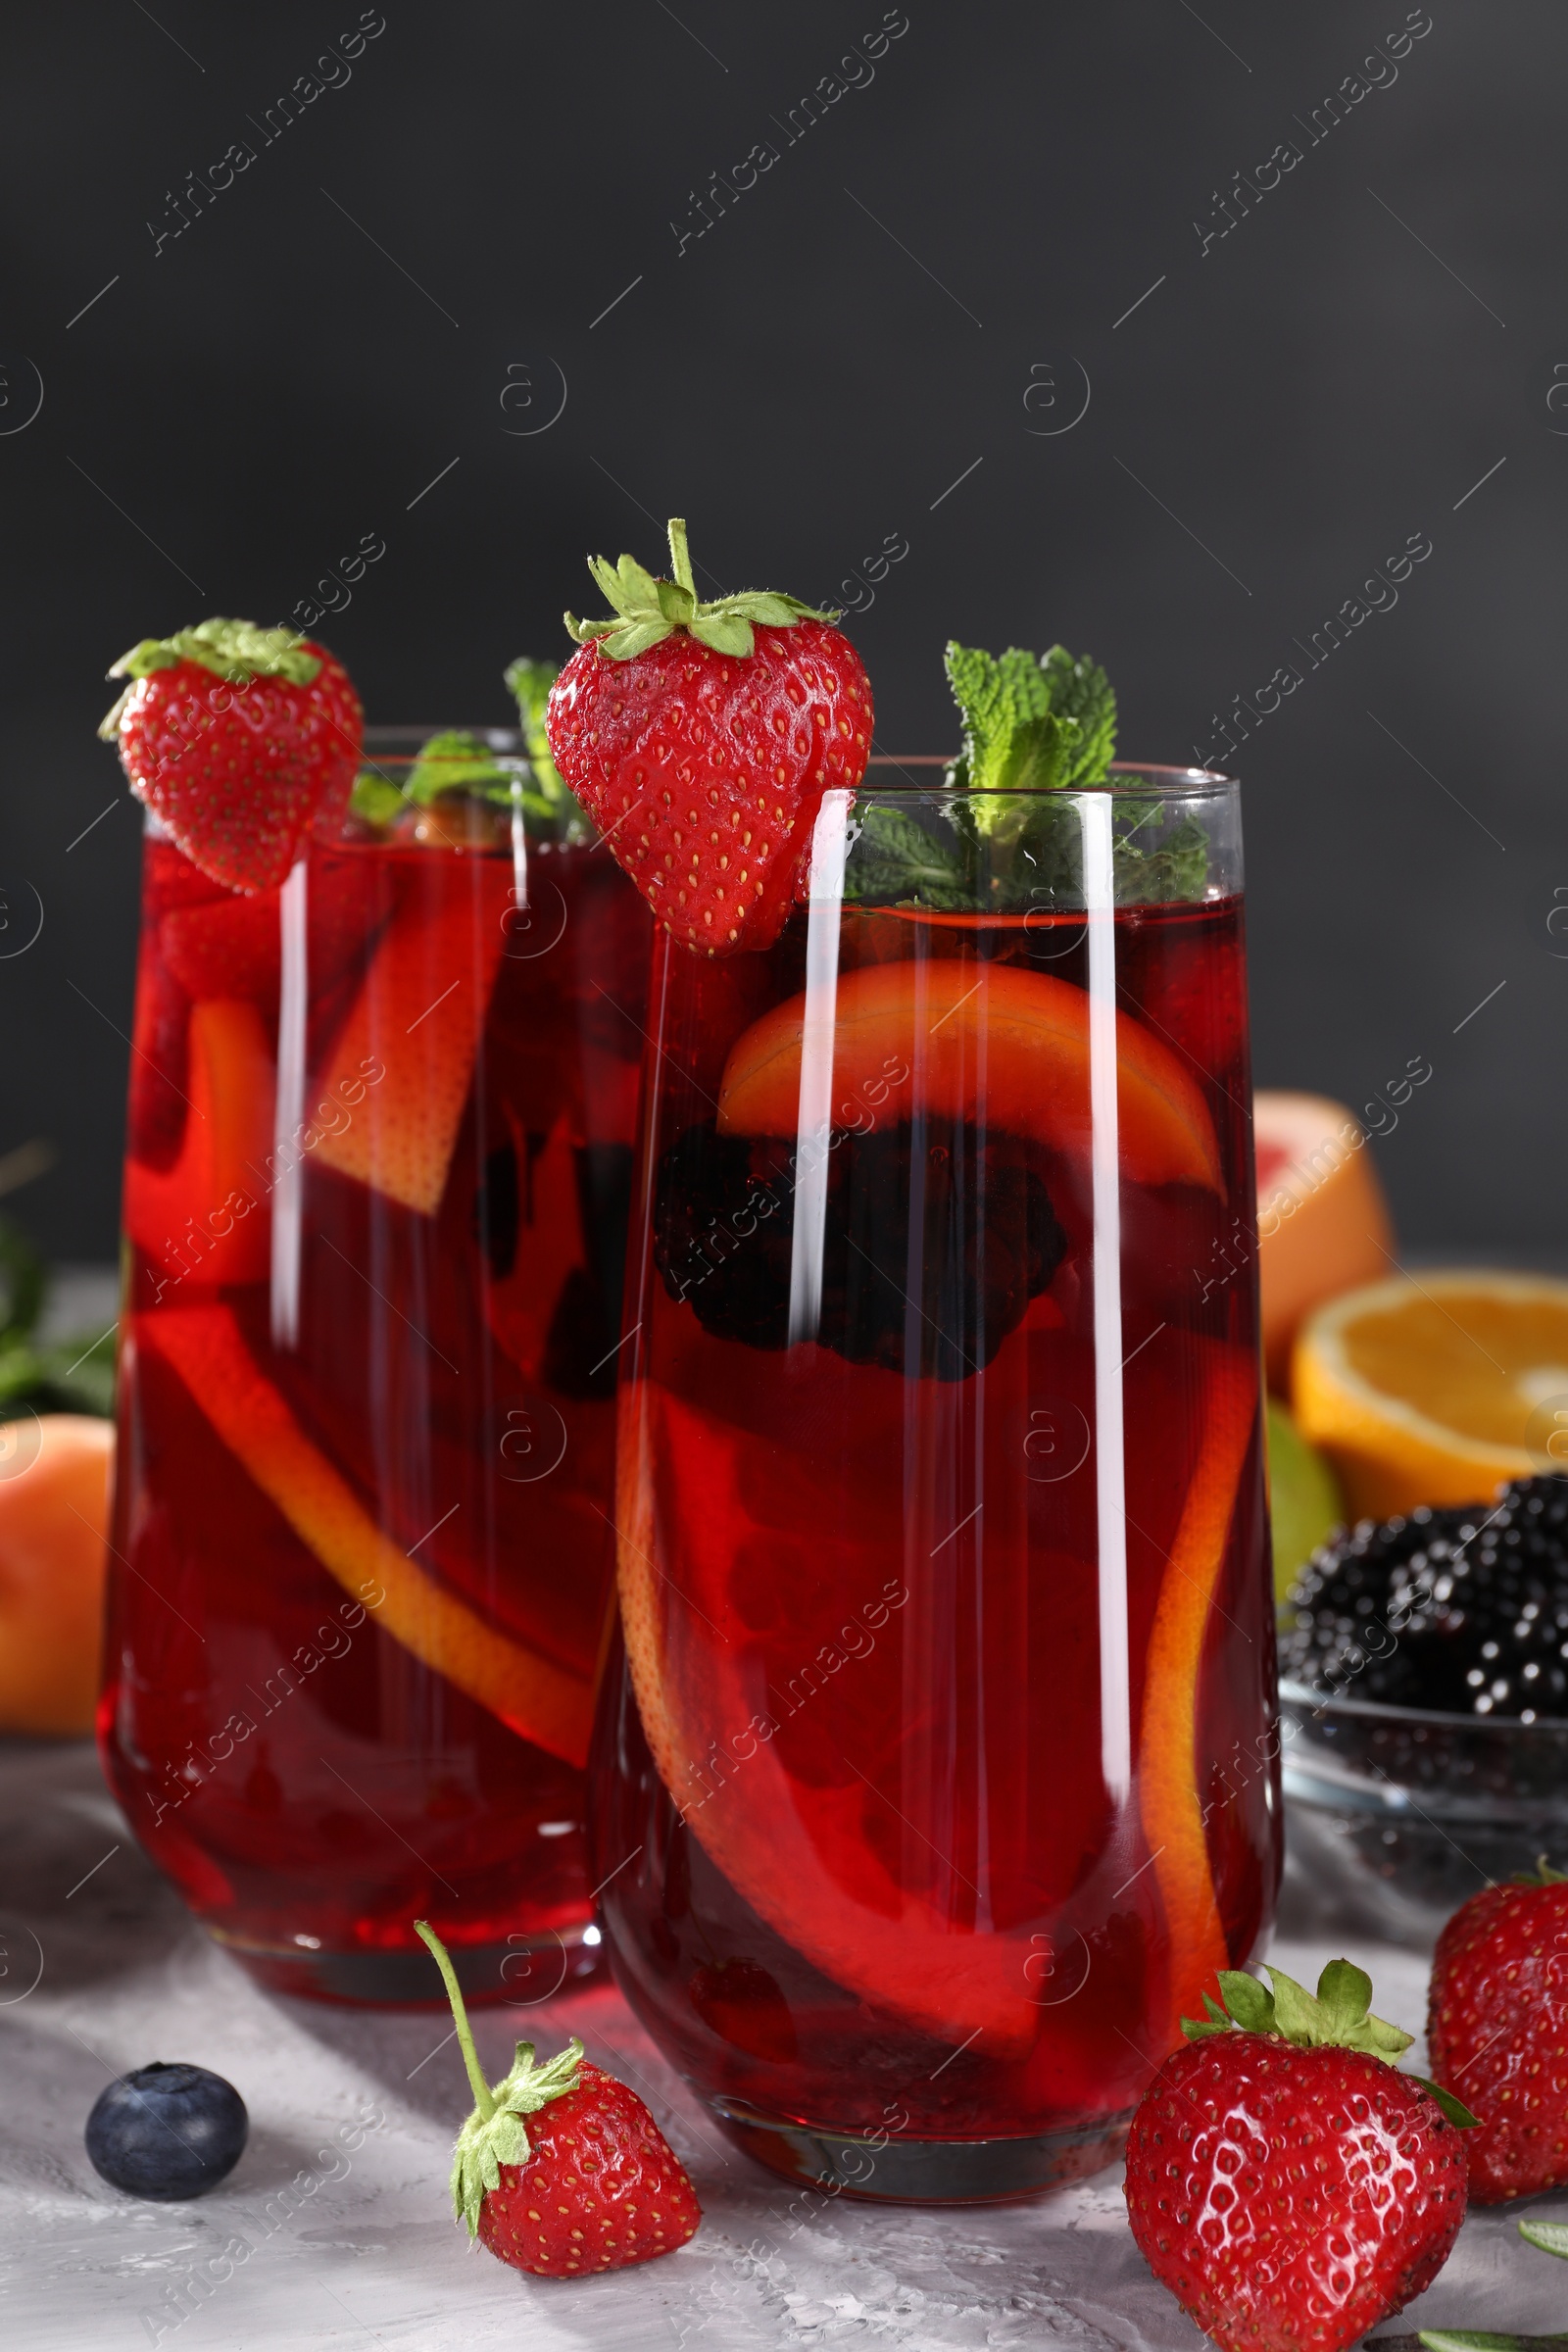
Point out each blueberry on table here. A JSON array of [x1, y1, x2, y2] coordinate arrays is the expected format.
[[84, 2062, 248, 2200]]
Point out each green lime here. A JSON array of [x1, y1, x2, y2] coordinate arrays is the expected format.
[[1266, 1396, 1344, 1608]]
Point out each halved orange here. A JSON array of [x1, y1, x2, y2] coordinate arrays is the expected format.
[[716, 960, 1221, 1193], [1255, 1092, 1394, 1391], [1293, 1270, 1568, 1518]]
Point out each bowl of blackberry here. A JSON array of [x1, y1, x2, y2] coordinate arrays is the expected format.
[[1278, 1474, 1568, 1941]]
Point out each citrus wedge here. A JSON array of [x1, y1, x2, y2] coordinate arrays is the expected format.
[[314, 862, 514, 1215], [615, 1377, 1041, 2058], [1136, 1341, 1259, 2048], [1255, 1092, 1394, 1390], [1293, 1271, 1568, 1518], [716, 960, 1221, 1193], [143, 1304, 594, 1764], [122, 998, 276, 1288]]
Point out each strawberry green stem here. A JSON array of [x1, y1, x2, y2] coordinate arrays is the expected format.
[[415, 1921, 495, 2123], [667, 516, 696, 600]]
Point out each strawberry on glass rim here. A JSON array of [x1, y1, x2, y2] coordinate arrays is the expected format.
[[545, 517, 872, 956], [101, 617, 364, 894]]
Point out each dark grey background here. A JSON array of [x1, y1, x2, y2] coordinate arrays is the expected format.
[[2, 1, 1559, 1261]]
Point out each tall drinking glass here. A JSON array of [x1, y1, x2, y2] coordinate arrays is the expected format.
[[102, 729, 651, 2000], [591, 764, 1277, 2195]]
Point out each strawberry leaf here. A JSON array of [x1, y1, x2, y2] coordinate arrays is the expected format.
[[1409, 2076, 1480, 2130], [689, 612, 754, 658], [1521, 2219, 1568, 2259], [1513, 1856, 1568, 1886], [415, 1921, 586, 2239], [1217, 1969, 1276, 2034], [564, 518, 840, 662]]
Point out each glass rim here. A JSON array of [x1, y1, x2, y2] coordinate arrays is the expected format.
[[1278, 1675, 1568, 1734], [360, 730, 1238, 795]]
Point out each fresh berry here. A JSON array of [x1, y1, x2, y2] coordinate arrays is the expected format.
[[103, 618, 364, 894], [84, 2061, 248, 2200], [654, 1118, 1064, 1377], [545, 518, 872, 956], [159, 858, 382, 1007], [125, 931, 191, 1170], [1428, 1859, 1568, 2202], [1280, 1478, 1568, 1718], [416, 1921, 700, 2277], [1125, 1960, 1471, 2352]]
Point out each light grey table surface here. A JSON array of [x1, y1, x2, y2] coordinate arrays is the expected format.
[[2, 1740, 1564, 2352]]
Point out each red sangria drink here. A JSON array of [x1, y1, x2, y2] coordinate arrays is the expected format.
[[555, 585, 1278, 2196], [98, 629, 650, 2001]]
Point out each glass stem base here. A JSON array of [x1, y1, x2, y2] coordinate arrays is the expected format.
[[710, 2098, 1132, 2203], [209, 1923, 605, 2007]]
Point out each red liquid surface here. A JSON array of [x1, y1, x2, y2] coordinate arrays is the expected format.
[[593, 897, 1277, 2140], [101, 827, 649, 1990]]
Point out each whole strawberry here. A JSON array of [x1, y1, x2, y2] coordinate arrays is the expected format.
[[415, 1922, 700, 2278], [546, 518, 872, 956], [102, 618, 363, 893], [1428, 1859, 1568, 2203], [1125, 1960, 1473, 2352]]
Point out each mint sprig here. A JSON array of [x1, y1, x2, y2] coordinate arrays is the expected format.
[[503, 656, 590, 835], [945, 642, 1114, 804], [842, 638, 1209, 915]]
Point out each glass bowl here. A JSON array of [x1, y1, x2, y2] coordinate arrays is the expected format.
[[1279, 1678, 1568, 1946]]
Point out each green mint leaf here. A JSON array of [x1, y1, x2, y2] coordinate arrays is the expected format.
[[406, 730, 510, 806], [945, 643, 1055, 801], [1521, 2219, 1568, 2259], [1421, 2335, 1568, 2351], [350, 769, 408, 827], [503, 657, 557, 737], [0, 1216, 47, 1346], [1038, 645, 1115, 789], [843, 806, 972, 909], [1113, 811, 1208, 905]]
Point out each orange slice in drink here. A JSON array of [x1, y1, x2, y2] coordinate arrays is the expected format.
[[122, 998, 276, 1289], [617, 1377, 1043, 2058], [142, 1304, 595, 1765], [1294, 1270, 1568, 1518], [315, 861, 514, 1215], [1254, 1092, 1394, 1391], [716, 960, 1221, 1193], [1136, 1340, 1260, 2047]]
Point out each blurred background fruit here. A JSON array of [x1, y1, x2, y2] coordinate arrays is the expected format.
[[0, 1414, 114, 1733], [1264, 1396, 1344, 1607], [1255, 1093, 1395, 1394], [0, 1201, 116, 1735], [1293, 1270, 1568, 1519]]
